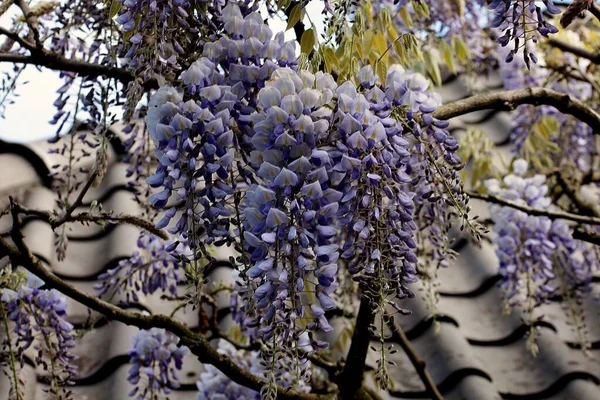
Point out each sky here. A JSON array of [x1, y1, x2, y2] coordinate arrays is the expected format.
[[0, 2, 325, 144]]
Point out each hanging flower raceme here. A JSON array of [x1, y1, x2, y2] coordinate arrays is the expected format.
[[127, 328, 188, 399], [485, 159, 595, 310], [196, 339, 312, 400], [1, 272, 77, 398], [236, 68, 342, 342], [95, 233, 191, 302], [139, 2, 466, 393], [490, 0, 561, 66]]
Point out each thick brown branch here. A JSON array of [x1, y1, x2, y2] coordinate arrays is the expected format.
[[0, 52, 155, 88], [573, 227, 600, 246], [547, 38, 600, 64], [590, 3, 600, 22], [468, 191, 600, 226], [432, 87, 600, 133], [384, 313, 443, 400], [338, 296, 375, 398], [0, 229, 333, 400]]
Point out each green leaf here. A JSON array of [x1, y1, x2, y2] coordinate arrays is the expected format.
[[375, 60, 388, 84], [109, 0, 121, 19], [286, 4, 303, 31], [413, 0, 429, 18], [399, 6, 413, 28], [322, 47, 338, 72], [372, 32, 388, 62], [439, 39, 456, 74], [424, 49, 441, 86], [300, 28, 317, 54], [452, 36, 470, 63]]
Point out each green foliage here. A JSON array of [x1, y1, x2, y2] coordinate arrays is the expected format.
[[458, 127, 504, 188], [522, 116, 561, 172]]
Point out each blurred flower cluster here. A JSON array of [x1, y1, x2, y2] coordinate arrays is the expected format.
[[485, 159, 597, 350]]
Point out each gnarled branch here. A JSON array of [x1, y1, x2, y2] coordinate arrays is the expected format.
[[432, 87, 600, 133]]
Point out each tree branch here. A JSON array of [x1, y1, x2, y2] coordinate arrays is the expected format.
[[573, 226, 600, 246], [338, 295, 375, 398], [1, 211, 334, 400], [0, 26, 37, 51], [384, 313, 443, 400], [432, 87, 600, 133], [547, 38, 600, 64], [14, 0, 42, 48], [468, 191, 600, 226], [0, 52, 156, 88], [590, 3, 600, 22], [554, 171, 600, 218], [11, 200, 168, 241]]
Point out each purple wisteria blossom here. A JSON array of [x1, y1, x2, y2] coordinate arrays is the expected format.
[[196, 339, 311, 400], [95, 233, 191, 302], [485, 159, 595, 309], [1, 272, 77, 398], [127, 328, 188, 399], [490, 0, 561, 66]]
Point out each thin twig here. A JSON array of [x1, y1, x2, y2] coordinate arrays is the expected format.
[[384, 313, 443, 400], [468, 191, 600, 226], [59, 171, 98, 224], [0, 26, 36, 51], [11, 200, 168, 240], [547, 38, 600, 64], [554, 171, 600, 218]]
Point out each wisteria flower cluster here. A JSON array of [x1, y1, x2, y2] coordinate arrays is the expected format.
[[6, 0, 600, 399], [196, 339, 311, 400], [1, 271, 77, 399], [137, 3, 471, 393], [499, 40, 595, 173], [485, 159, 596, 323], [95, 233, 191, 302], [491, 0, 561, 66], [127, 328, 188, 399]]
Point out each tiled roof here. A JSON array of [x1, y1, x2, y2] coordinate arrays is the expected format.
[[1, 72, 599, 400]]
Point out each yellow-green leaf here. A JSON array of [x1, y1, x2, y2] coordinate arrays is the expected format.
[[300, 28, 316, 54], [372, 32, 388, 63], [322, 47, 338, 72], [286, 4, 303, 31], [364, 0, 373, 25], [439, 39, 455, 74], [452, 36, 470, 63], [424, 50, 442, 86], [399, 6, 413, 28], [413, 0, 429, 18], [376, 60, 388, 84], [109, 0, 121, 19]]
